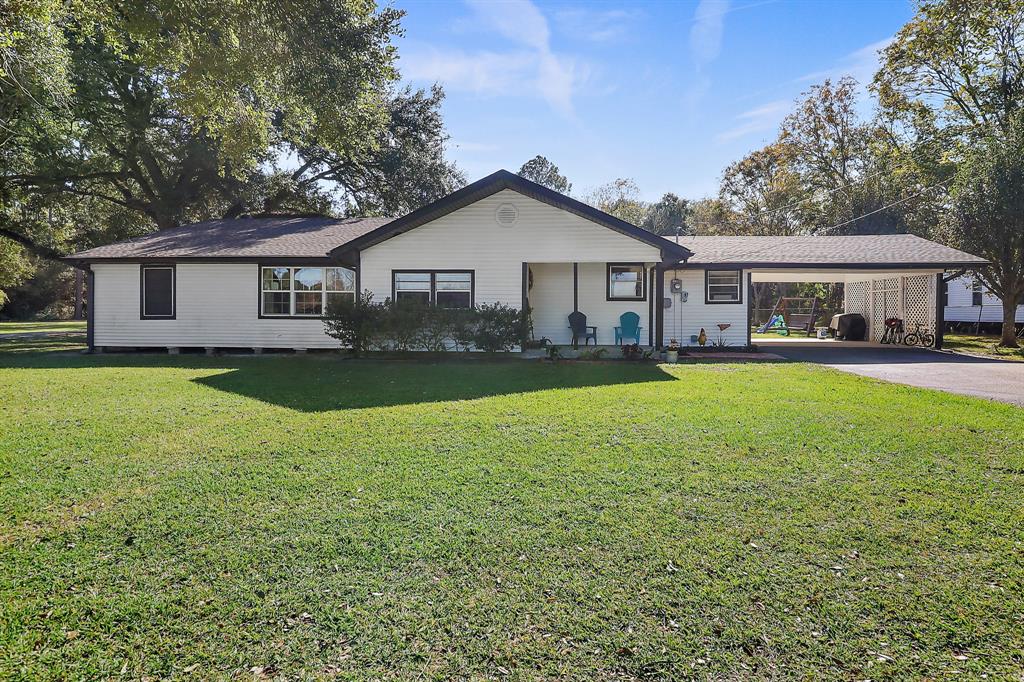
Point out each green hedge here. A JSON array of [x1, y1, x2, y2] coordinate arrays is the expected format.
[[323, 292, 529, 354]]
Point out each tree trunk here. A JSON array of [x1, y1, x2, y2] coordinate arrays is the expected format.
[[1000, 292, 1020, 348]]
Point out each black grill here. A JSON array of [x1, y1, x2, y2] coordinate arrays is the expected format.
[[829, 313, 867, 341]]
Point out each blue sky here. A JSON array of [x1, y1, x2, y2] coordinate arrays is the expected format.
[[395, 0, 914, 200]]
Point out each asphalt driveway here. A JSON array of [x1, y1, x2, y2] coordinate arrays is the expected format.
[[768, 344, 1024, 406]]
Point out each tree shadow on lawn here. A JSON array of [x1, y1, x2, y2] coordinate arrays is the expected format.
[[1, 349, 679, 412], [193, 359, 680, 412]]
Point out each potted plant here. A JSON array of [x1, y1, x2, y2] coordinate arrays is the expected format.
[[666, 338, 681, 363]]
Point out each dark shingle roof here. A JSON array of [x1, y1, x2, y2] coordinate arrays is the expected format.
[[675, 234, 987, 268], [69, 216, 392, 260]]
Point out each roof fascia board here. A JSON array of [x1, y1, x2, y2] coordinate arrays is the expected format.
[[676, 260, 989, 270], [64, 256, 343, 266]]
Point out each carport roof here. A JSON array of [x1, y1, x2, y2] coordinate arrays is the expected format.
[[674, 234, 987, 269]]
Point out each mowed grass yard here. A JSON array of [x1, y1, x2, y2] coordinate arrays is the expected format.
[[1, 335, 1022, 680]]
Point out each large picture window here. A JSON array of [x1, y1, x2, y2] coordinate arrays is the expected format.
[[140, 265, 175, 319], [607, 263, 646, 301], [260, 266, 355, 317], [705, 269, 742, 304], [393, 271, 473, 308]]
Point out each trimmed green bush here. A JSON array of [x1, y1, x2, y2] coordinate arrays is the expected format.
[[324, 293, 529, 353]]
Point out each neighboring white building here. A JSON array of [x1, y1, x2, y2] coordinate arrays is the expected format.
[[944, 273, 1024, 325], [68, 170, 988, 352]]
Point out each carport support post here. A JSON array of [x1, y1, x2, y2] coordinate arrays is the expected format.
[[747, 272, 753, 347], [85, 267, 95, 352], [935, 273, 945, 350]]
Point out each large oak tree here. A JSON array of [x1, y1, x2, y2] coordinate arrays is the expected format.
[[0, 0, 462, 302]]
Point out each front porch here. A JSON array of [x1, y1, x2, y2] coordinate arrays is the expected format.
[[524, 261, 657, 347]]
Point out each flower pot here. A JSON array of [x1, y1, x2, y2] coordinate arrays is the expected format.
[[666, 350, 679, 363]]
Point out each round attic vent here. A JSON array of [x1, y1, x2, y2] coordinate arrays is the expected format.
[[495, 203, 519, 227]]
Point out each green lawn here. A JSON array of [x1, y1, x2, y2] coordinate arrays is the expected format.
[[0, 320, 86, 335], [1, 340, 1022, 679], [944, 333, 1024, 362]]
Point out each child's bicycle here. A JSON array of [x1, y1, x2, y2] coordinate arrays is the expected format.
[[902, 323, 936, 348]]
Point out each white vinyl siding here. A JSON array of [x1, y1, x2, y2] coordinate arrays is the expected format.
[[359, 189, 662, 309], [662, 268, 749, 347], [944, 276, 1024, 323], [93, 263, 343, 348]]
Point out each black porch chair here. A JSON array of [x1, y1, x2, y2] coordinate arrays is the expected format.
[[567, 311, 598, 348]]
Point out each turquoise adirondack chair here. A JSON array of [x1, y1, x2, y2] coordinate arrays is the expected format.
[[614, 312, 642, 345]]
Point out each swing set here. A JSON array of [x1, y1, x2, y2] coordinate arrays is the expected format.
[[756, 296, 823, 337]]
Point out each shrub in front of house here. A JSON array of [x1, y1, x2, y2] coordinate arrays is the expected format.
[[323, 294, 528, 354]]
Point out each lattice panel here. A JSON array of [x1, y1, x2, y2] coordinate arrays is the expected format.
[[844, 282, 869, 318], [902, 275, 935, 335], [869, 278, 900, 342]]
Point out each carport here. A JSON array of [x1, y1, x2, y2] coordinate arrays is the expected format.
[[672, 234, 989, 350], [751, 268, 942, 345]]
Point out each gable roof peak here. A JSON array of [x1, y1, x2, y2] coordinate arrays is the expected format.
[[330, 170, 692, 262]]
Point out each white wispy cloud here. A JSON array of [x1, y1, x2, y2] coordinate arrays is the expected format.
[[684, 0, 731, 108], [718, 35, 895, 142], [796, 37, 894, 87], [690, 0, 731, 66], [715, 99, 790, 142], [554, 8, 642, 43], [401, 0, 584, 118]]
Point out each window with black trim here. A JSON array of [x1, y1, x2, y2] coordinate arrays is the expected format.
[[260, 266, 355, 317], [971, 279, 984, 306], [705, 269, 742, 303], [141, 265, 175, 319], [607, 263, 646, 301], [393, 271, 473, 308]]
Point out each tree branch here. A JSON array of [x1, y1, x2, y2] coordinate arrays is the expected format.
[[0, 226, 67, 262]]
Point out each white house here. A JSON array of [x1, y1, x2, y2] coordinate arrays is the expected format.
[[67, 170, 987, 352], [944, 273, 1024, 326]]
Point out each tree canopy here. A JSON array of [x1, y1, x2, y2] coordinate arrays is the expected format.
[[517, 156, 572, 194], [584, 178, 647, 226], [0, 0, 463, 307]]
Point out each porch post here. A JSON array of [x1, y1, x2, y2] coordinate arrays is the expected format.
[[572, 262, 578, 312], [521, 262, 529, 348], [655, 265, 665, 349], [648, 266, 654, 347], [935, 273, 945, 350]]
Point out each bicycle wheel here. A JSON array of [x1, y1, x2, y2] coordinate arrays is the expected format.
[[922, 332, 935, 347], [903, 333, 919, 346]]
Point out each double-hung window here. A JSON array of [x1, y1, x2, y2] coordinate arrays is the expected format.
[[260, 266, 355, 317], [607, 263, 646, 301], [971, 279, 984, 306], [393, 271, 473, 308], [140, 265, 175, 319], [705, 269, 742, 304]]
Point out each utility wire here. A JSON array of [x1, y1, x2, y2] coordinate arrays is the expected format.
[[820, 180, 948, 232], [685, 116, 994, 229]]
